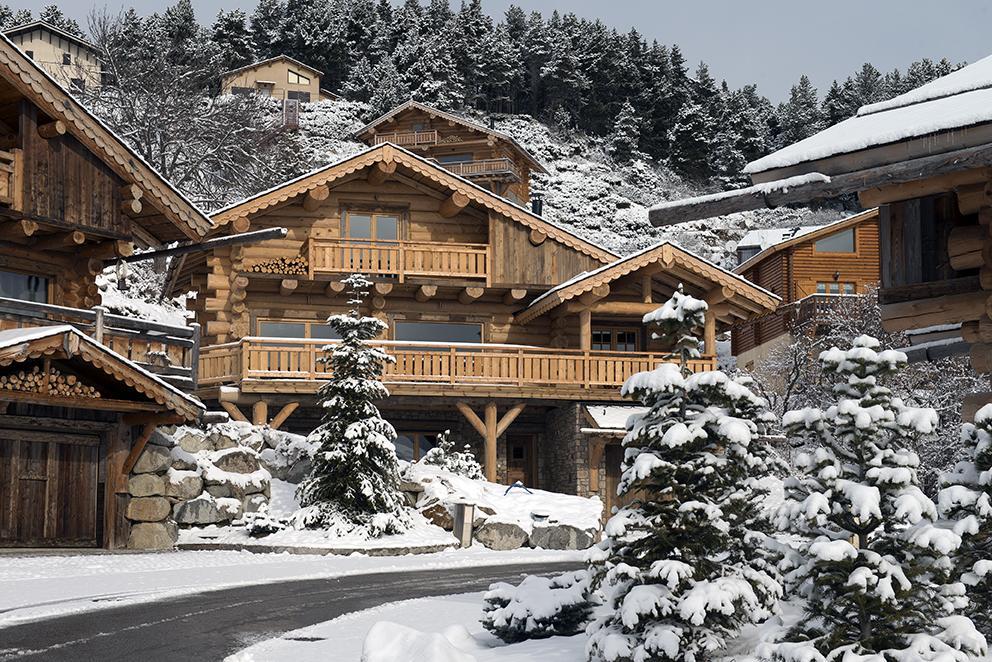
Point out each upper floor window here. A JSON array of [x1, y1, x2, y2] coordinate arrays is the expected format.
[[341, 210, 400, 242], [287, 90, 311, 102], [814, 228, 855, 253], [62, 53, 71, 65], [257, 319, 341, 339], [288, 69, 310, 85], [437, 153, 472, 164], [736, 246, 761, 264], [0, 270, 48, 303], [592, 327, 640, 352]]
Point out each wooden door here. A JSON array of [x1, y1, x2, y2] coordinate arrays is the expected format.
[[0, 430, 100, 547], [506, 435, 537, 488]]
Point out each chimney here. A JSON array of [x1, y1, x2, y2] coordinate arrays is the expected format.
[[531, 193, 544, 216]]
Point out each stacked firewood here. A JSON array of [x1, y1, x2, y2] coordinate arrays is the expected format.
[[0, 365, 101, 398], [246, 256, 308, 275]]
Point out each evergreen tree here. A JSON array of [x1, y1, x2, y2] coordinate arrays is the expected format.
[[938, 406, 992, 637], [0, 5, 30, 30], [38, 4, 83, 36], [587, 286, 784, 661], [368, 56, 408, 116], [777, 74, 824, 146], [249, 0, 285, 59], [608, 99, 640, 162], [212, 9, 256, 72], [399, 31, 463, 109], [772, 336, 985, 660], [521, 10, 551, 116], [821, 79, 854, 126], [540, 13, 589, 122], [341, 54, 376, 103], [477, 23, 519, 113], [667, 101, 716, 182], [296, 274, 412, 537]]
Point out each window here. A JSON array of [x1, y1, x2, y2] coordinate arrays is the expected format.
[[287, 90, 311, 102], [411, 122, 426, 132], [230, 86, 253, 96], [257, 319, 341, 339], [736, 246, 761, 264], [342, 210, 400, 242], [288, 69, 310, 85], [814, 228, 855, 253], [591, 327, 640, 352], [394, 432, 441, 462], [0, 270, 48, 303], [62, 53, 71, 65], [436, 153, 473, 164], [816, 282, 856, 295], [394, 321, 482, 344]]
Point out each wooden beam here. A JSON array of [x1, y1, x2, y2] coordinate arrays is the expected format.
[[956, 181, 992, 216], [119, 183, 143, 201], [578, 284, 610, 307], [856, 168, 992, 209], [495, 403, 526, 438], [880, 290, 989, 333], [704, 308, 717, 355], [252, 400, 268, 426], [268, 402, 299, 430], [588, 439, 607, 492], [32, 229, 86, 251], [575, 301, 663, 316], [579, 308, 592, 351], [120, 416, 177, 476], [948, 224, 986, 271], [484, 402, 497, 482], [0, 218, 38, 242], [439, 191, 471, 218], [120, 198, 142, 216], [367, 161, 397, 186], [232, 217, 251, 234], [83, 239, 133, 259], [641, 273, 653, 304], [458, 286, 484, 304], [302, 184, 330, 212], [456, 402, 487, 437], [529, 229, 547, 246], [374, 282, 394, 296], [416, 284, 437, 302], [326, 280, 346, 297], [280, 278, 299, 296], [37, 120, 66, 139], [371, 295, 386, 310], [502, 288, 527, 306], [221, 401, 248, 423]]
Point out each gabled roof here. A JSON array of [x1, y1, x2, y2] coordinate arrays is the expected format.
[[211, 142, 615, 262], [738, 225, 823, 251], [516, 241, 780, 324], [4, 20, 101, 53], [0, 34, 212, 240], [0, 325, 203, 421], [734, 208, 879, 273], [354, 100, 548, 174], [221, 54, 323, 79]]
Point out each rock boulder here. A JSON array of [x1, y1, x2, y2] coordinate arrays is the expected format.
[[127, 521, 178, 550], [166, 472, 204, 500], [128, 473, 166, 497], [173, 496, 229, 525], [132, 445, 171, 474], [528, 524, 598, 550], [474, 521, 529, 550], [126, 496, 172, 522]]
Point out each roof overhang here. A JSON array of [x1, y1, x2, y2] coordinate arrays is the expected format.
[[4, 20, 101, 53], [221, 54, 323, 79]]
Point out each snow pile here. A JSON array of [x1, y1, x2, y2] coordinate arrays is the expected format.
[[96, 261, 189, 326], [361, 622, 477, 662]]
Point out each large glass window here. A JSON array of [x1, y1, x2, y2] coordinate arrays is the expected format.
[[394, 321, 482, 344], [0, 270, 48, 303], [436, 153, 473, 164], [288, 69, 310, 85], [342, 211, 400, 242], [814, 228, 855, 253], [257, 319, 341, 339], [591, 326, 640, 352], [395, 432, 441, 462]]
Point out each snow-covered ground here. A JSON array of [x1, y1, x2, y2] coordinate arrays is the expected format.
[[0, 548, 582, 629]]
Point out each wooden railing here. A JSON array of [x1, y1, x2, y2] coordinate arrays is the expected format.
[[372, 130, 439, 147], [439, 158, 519, 180], [0, 296, 200, 390], [198, 338, 715, 396], [0, 148, 22, 210], [305, 238, 488, 282]]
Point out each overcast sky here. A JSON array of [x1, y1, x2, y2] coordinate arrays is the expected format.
[[16, 0, 990, 101]]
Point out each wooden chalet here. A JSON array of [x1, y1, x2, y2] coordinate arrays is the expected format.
[[648, 53, 992, 416], [170, 140, 778, 500], [732, 209, 880, 367], [0, 34, 211, 549], [353, 100, 547, 207]]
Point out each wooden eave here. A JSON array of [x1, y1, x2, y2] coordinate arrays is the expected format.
[[734, 208, 879, 274], [516, 242, 780, 324], [0, 326, 203, 421], [210, 143, 614, 262], [0, 35, 212, 241]]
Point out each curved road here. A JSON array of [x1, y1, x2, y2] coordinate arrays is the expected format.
[[0, 562, 579, 662]]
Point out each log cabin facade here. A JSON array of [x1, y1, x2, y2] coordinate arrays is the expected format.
[[170, 140, 779, 499], [0, 35, 210, 549], [732, 209, 880, 368]]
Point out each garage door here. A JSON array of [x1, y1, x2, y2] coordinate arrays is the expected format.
[[0, 431, 100, 547]]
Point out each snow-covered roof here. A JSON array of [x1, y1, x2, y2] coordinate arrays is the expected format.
[[354, 100, 548, 174], [0, 325, 203, 419], [746, 56, 992, 174], [221, 54, 323, 79], [737, 225, 823, 250], [584, 405, 647, 430], [4, 20, 100, 52]]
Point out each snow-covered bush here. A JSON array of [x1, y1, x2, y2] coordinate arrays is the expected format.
[[587, 287, 785, 662], [939, 404, 992, 637], [295, 274, 412, 537], [242, 504, 285, 538], [482, 569, 593, 643], [418, 430, 484, 480], [771, 335, 986, 660]]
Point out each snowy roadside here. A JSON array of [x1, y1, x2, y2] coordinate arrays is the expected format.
[[0, 548, 583, 628]]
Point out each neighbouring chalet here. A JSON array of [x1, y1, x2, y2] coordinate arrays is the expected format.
[[0, 35, 212, 549], [353, 100, 547, 207], [4, 20, 105, 94], [733, 209, 880, 368], [648, 52, 992, 417], [220, 54, 333, 104], [167, 139, 779, 514]]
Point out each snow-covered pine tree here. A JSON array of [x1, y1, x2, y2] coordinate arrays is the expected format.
[[368, 56, 408, 116], [38, 4, 84, 37], [295, 274, 412, 537], [771, 336, 986, 661], [608, 100, 640, 162], [938, 405, 992, 637], [212, 9, 256, 72], [418, 430, 484, 480], [341, 54, 376, 103], [667, 101, 716, 182], [587, 285, 784, 661], [0, 5, 32, 31], [776, 74, 824, 146]]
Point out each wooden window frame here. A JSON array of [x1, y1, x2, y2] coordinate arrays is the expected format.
[[288, 69, 310, 85], [815, 281, 856, 295], [0, 266, 53, 304], [391, 319, 486, 344], [340, 206, 407, 242], [591, 325, 642, 352], [395, 431, 441, 462], [812, 227, 859, 256]]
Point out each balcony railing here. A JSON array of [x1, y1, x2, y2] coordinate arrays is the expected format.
[[198, 338, 716, 399], [0, 296, 200, 390], [0, 148, 21, 210], [437, 157, 519, 181], [304, 238, 488, 282], [372, 130, 439, 147]]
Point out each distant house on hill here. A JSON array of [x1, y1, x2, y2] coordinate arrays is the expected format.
[[220, 54, 334, 104], [732, 209, 880, 368], [3, 20, 104, 94]]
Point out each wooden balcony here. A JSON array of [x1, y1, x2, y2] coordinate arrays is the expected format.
[[438, 158, 519, 181], [304, 238, 488, 283], [0, 296, 200, 390], [372, 130, 439, 147], [198, 338, 716, 400]]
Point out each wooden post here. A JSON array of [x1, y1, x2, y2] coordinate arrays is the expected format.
[[269, 402, 300, 430], [252, 400, 268, 426], [221, 401, 248, 423], [704, 308, 716, 355], [641, 273, 653, 304], [484, 402, 498, 483], [93, 306, 106, 344], [579, 309, 592, 351], [189, 322, 200, 389]]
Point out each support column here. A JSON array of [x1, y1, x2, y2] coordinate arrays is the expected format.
[[252, 400, 268, 427], [704, 308, 716, 355], [484, 402, 498, 482], [579, 309, 592, 351]]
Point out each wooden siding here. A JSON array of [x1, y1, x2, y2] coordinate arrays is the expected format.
[[488, 213, 602, 287]]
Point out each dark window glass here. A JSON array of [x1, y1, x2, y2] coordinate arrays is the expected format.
[[394, 435, 415, 462], [394, 322, 482, 344], [737, 246, 761, 264], [436, 153, 472, 164], [24, 50, 33, 59], [287, 90, 311, 102], [0, 270, 47, 302], [843, 283, 855, 294], [814, 229, 855, 253], [615, 331, 638, 352], [62, 53, 71, 65], [258, 321, 306, 338], [310, 325, 342, 340], [591, 330, 611, 351]]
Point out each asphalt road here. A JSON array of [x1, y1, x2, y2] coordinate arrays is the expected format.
[[0, 561, 579, 662]]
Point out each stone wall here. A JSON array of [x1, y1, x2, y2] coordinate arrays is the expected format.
[[125, 430, 179, 550], [541, 404, 584, 495]]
